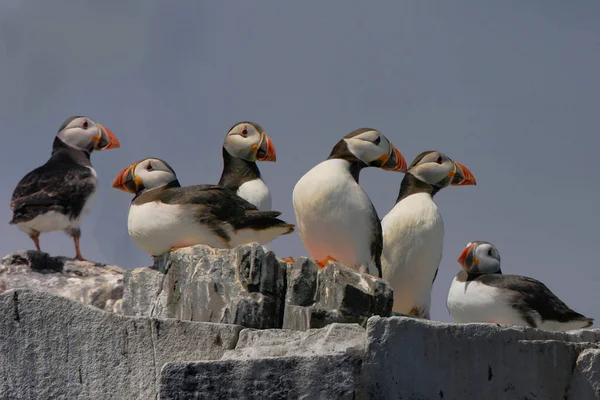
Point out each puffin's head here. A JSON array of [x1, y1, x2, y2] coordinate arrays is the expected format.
[[457, 241, 502, 275], [407, 151, 476, 188], [112, 157, 177, 194], [330, 128, 407, 172], [56, 116, 120, 153], [223, 121, 276, 162]]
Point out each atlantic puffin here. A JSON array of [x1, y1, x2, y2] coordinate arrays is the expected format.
[[381, 151, 476, 319], [9, 116, 120, 261], [218, 121, 276, 211], [291, 128, 407, 277], [446, 241, 593, 331], [112, 157, 294, 256]]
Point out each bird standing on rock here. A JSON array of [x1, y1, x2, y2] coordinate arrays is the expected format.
[[381, 150, 476, 319], [290, 128, 407, 277], [112, 157, 294, 257], [9, 116, 120, 261], [447, 241, 593, 331], [218, 121, 277, 211]]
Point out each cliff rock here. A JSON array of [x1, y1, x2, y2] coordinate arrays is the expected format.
[[1, 289, 599, 400], [0, 250, 124, 312], [121, 244, 394, 330]]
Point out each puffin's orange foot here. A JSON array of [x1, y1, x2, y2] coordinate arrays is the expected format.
[[316, 256, 338, 269], [169, 245, 188, 252], [282, 257, 296, 263]]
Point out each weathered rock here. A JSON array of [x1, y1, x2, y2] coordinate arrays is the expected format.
[[3, 290, 599, 400], [160, 323, 365, 399], [0, 289, 242, 400], [121, 266, 163, 316], [567, 348, 600, 399], [358, 316, 600, 400], [282, 258, 394, 330], [122, 244, 288, 329], [221, 322, 365, 360], [0, 250, 124, 312], [122, 245, 394, 331]]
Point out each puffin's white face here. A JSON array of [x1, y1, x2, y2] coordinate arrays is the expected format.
[[223, 122, 276, 162], [408, 151, 456, 186], [56, 116, 120, 152], [408, 151, 477, 187], [344, 129, 407, 171], [457, 241, 502, 275], [112, 157, 177, 194]]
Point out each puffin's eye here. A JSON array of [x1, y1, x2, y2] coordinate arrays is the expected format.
[[240, 129, 248, 137], [146, 163, 153, 171], [487, 248, 493, 256], [373, 136, 381, 146], [436, 156, 443, 164], [82, 121, 88, 129]]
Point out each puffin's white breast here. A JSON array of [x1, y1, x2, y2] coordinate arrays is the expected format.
[[446, 277, 526, 325], [381, 192, 444, 314], [292, 159, 377, 272], [127, 201, 228, 256], [237, 179, 272, 211]]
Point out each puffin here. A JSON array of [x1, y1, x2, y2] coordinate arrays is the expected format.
[[381, 151, 476, 319], [217, 121, 276, 211], [447, 241, 594, 331], [9, 116, 120, 261], [290, 128, 407, 276], [112, 157, 294, 257]]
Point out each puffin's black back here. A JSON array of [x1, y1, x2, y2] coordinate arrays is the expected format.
[[10, 140, 96, 224]]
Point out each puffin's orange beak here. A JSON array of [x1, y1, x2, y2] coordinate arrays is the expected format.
[[458, 242, 476, 270], [95, 124, 120, 150], [256, 133, 276, 162], [380, 145, 408, 172], [112, 163, 139, 193], [451, 161, 476, 186]]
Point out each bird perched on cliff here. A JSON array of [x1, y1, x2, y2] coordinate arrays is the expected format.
[[112, 157, 294, 256], [447, 241, 593, 331], [381, 151, 476, 319], [217, 121, 276, 211], [9, 116, 120, 261], [291, 128, 407, 277]]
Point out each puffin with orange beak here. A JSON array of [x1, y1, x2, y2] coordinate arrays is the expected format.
[[291, 128, 407, 277], [381, 151, 476, 319], [9, 116, 120, 261], [447, 241, 593, 331], [218, 121, 276, 211], [112, 157, 294, 257]]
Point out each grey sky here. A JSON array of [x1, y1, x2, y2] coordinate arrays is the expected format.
[[1, 1, 599, 325]]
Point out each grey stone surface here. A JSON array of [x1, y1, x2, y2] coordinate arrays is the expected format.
[[3, 289, 600, 400], [160, 324, 365, 400], [122, 243, 288, 329], [160, 354, 362, 400], [122, 245, 394, 331], [282, 258, 394, 330], [0, 289, 242, 400], [0, 250, 124, 312], [157, 323, 366, 399], [359, 316, 600, 400], [121, 265, 163, 316], [568, 348, 600, 399], [221, 322, 365, 360]]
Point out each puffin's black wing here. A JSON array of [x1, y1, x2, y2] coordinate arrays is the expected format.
[[478, 274, 591, 326], [159, 185, 293, 232], [368, 203, 383, 278], [10, 160, 96, 224]]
